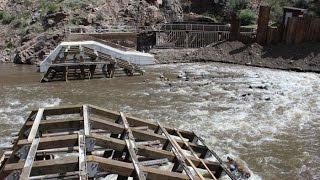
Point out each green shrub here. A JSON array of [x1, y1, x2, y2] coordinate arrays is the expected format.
[[96, 11, 104, 21], [5, 41, 15, 49], [47, 2, 61, 12], [0, 11, 4, 20], [238, 9, 256, 26], [2, 11, 15, 24], [201, 12, 223, 22]]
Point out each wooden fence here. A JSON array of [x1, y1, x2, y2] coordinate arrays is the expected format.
[[266, 17, 320, 44]]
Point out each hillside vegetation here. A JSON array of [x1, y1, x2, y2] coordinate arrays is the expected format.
[[0, 0, 318, 63]]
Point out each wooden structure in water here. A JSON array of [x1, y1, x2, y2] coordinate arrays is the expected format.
[[0, 104, 249, 179], [41, 44, 144, 83]]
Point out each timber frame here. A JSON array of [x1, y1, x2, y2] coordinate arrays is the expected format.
[[0, 104, 242, 180]]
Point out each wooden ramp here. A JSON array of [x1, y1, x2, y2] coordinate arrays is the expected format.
[[41, 45, 144, 83], [0, 105, 249, 179]]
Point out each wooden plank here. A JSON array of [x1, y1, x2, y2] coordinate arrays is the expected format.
[[91, 155, 190, 180], [78, 133, 87, 180], [90, 117, 207, 154], [31, 105, 82, 116], [18, 134, 78, 150], [175, 129, 216, 180], [157, 123, 197, 180], [20, 138, 40, 180], [120, 112, 145, 180], [91, 133, 221, 172], [83, 105, 90, 136], [89, 104, 195, 140], [28, 108, 44, 142], [136, 140, 161, 146], [140, 158, 169, 166], [132, 126, 149, 130], [195, 133, 236, 180], [25, 118, 81, 131], [2, 156, 78, 177]]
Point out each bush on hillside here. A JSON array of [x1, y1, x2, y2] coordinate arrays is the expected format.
[[0, 11, 4, 20], [238, 9, 256, 26], [2, 11, 15, 24]]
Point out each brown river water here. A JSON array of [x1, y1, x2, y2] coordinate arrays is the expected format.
[[0, 63, 319, 180]]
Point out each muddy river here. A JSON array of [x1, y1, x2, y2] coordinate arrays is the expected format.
[[0, 63, 319, 179]]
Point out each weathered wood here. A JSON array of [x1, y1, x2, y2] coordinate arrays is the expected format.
[[2, 156, 78, 178], [78, 133, 87, 180], [31, 105, 82, 116], [89, 105, 195, 140], [83, 105, 91, 136], [132, 126, 149, 130], [157, 123, 198, 180], [26, 118, 82, 132], [120, 112, 146, 180], [175, 129, 216, 180], [136, 140, 161, 146], [28, 108, 44, 142], [91, 133, 220, 171], [18, 134, 78, 150], [20, 138, 40, 180], [1, 104, 232, 180], [91, 117, 207, 154], [91, 155, 190, 180], [195, 134, 236, 180], [140, 158, 169, 166], [257, 6, 271, 44]]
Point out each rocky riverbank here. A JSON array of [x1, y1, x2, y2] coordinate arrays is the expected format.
[[151, 41, 320, 73]]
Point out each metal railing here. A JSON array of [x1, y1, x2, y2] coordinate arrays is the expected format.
[[66, 26, 138, 34], [158, 23, 231, 32]]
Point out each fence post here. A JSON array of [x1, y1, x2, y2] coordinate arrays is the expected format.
[[230, 13, 240, 41], [257, 6, 271, 44]]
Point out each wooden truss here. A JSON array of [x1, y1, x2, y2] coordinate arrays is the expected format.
[[0, 104, 240, 180], [41, 44, 144, 83]]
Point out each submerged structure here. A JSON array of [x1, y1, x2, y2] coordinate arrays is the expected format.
[[0, 104, 249, 179], [40, 40, 155, 82]]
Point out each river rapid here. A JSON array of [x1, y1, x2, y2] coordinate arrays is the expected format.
[[0, 63, 319, 180]]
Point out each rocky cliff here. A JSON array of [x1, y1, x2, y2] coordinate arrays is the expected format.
[[0, 0, 185, 64]]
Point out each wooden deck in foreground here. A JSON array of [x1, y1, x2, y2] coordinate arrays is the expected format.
[[0, 105, 249, 179]]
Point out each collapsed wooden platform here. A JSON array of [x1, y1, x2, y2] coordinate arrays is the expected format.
[[0, 105, 248, 179], [41, 45, 144, 83]]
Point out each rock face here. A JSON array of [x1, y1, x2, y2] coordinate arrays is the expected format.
[[1, 0, 186, 64], [162, 0, 184, 22], [14, 32, 64, 64]]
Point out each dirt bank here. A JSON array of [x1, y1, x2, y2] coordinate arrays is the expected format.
[[151, 41, 320, 73]]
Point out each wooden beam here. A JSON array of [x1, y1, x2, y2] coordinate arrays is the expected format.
[[91, 133, 220, 172], [89, 105, 195, 140], [28, 108, 44, 142], [25, 118, 82, 131], [91, 155, 190, 180], [83, 105, 90, 136], [2, 156, 78, 178], [31, 105, 82, 116], [20, 138, 40, 180], [120, 112, 146, 180], [91, 117, 207, 154], [157, 123, 197, 180], [17, 134, 78, 150], [195, 134, 236, 180], [78, 133, 87, 180], [175, 129, 216, 180]]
